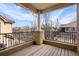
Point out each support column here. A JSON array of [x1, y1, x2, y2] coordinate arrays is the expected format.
[[77, 4, 79, 54], [36, 10, 41, 31], [33, 10, 45, 45], [33, 31, 45, 45]]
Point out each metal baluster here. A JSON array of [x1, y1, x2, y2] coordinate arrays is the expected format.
[[71, 32, 73, 44], [74, 32, 76, 44], [61, 32, 62, 41], [12, 33, 14, 46], [63, 32, 64, 42], [19, 33, 20, 44], [60, 32, 61, 41], [62, 32, 64, 42], [67, 32, 70, 43], [66, 33, 69, 43], [64, 32, 65, 43], [2, 34, 4, 45], [26, 32, 29, 41], [70, 32, 71, 44], [9, 33, 12, 47], [68, 32, 69, 43], [3, 34, 6, 46], [54, 32, 55, 40], [14, 33, 16, 45], [4, 34, 7, 47], [56, 32, 57, 41], [6, 34, 8, 48], [22, 32, 24, 43], [20, 32, 22, 44], [73, 32, 74, 44], [17, 33, 19, 44], [67, 32, 69, 43]]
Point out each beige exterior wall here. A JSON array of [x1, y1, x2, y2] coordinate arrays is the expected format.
[[0, 19, 12, 33], [0, 18, 13, 46], [4, 23, 12, 33], [0, 19, 5, 33]]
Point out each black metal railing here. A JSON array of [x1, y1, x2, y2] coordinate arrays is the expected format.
[[45, 31, 77, 45], [0, 32, 33, 51]]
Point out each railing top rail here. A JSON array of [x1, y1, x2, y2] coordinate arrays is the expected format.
[[45, 31, 77, 33], [0, 31, 33, 35]]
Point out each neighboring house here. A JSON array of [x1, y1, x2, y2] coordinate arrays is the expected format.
[[0, 16, 14, 33], [0, 16, 15, 47], [60, 21, 77, 32]]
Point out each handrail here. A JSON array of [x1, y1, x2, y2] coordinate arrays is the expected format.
[[45, 31, 77, 45], [0, 32, 33, 51]]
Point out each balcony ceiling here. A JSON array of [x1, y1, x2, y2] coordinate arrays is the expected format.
[[18, 3, 74, 13], [30, 3, 57, 10]]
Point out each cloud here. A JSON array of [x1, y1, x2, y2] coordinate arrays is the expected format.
[[0, 3, 35, 22], [50, 5, 76, 25], [3, 10, 33, 21], [51, 9, 64, 22], [50, 5, 76, 22], [0, 3, 36, 27], [60, 12, 76, 24]]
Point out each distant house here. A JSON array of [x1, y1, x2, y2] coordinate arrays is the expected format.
[[13, 26, 32, 32], [0, 16, 14, 33], [60, 21, 77, 32]]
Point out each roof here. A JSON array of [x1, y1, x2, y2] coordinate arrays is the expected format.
[[60, 21, 77, 28], [0, 16, 15, 24]]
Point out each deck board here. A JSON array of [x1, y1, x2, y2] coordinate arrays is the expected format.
[[53, 47, 59, 56], [48, 46, 57, 56], [57, 48, 62, 56], [64, 49, 68, 56], [44, 46, 54, 56], [10, 44, 78, 56], [61, 48, 65, 56], [25, 45, 44, 56], [40, 45, 52, 56], [29, 45, 47, 56]]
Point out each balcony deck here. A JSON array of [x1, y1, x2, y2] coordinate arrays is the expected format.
[[10, 44, 78, 56]]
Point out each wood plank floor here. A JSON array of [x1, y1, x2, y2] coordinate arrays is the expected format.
[[10, 44, 78, 56]]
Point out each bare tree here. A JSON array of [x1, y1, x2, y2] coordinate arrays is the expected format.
[[42, 13, 53, 31], [54, 18, 60, 31]]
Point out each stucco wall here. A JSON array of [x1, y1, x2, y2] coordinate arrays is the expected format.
[[0, 19, 5, 33], [4, 23, 12, 33], [0, 19, 13, 44], [0, 19, 12, 33]]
